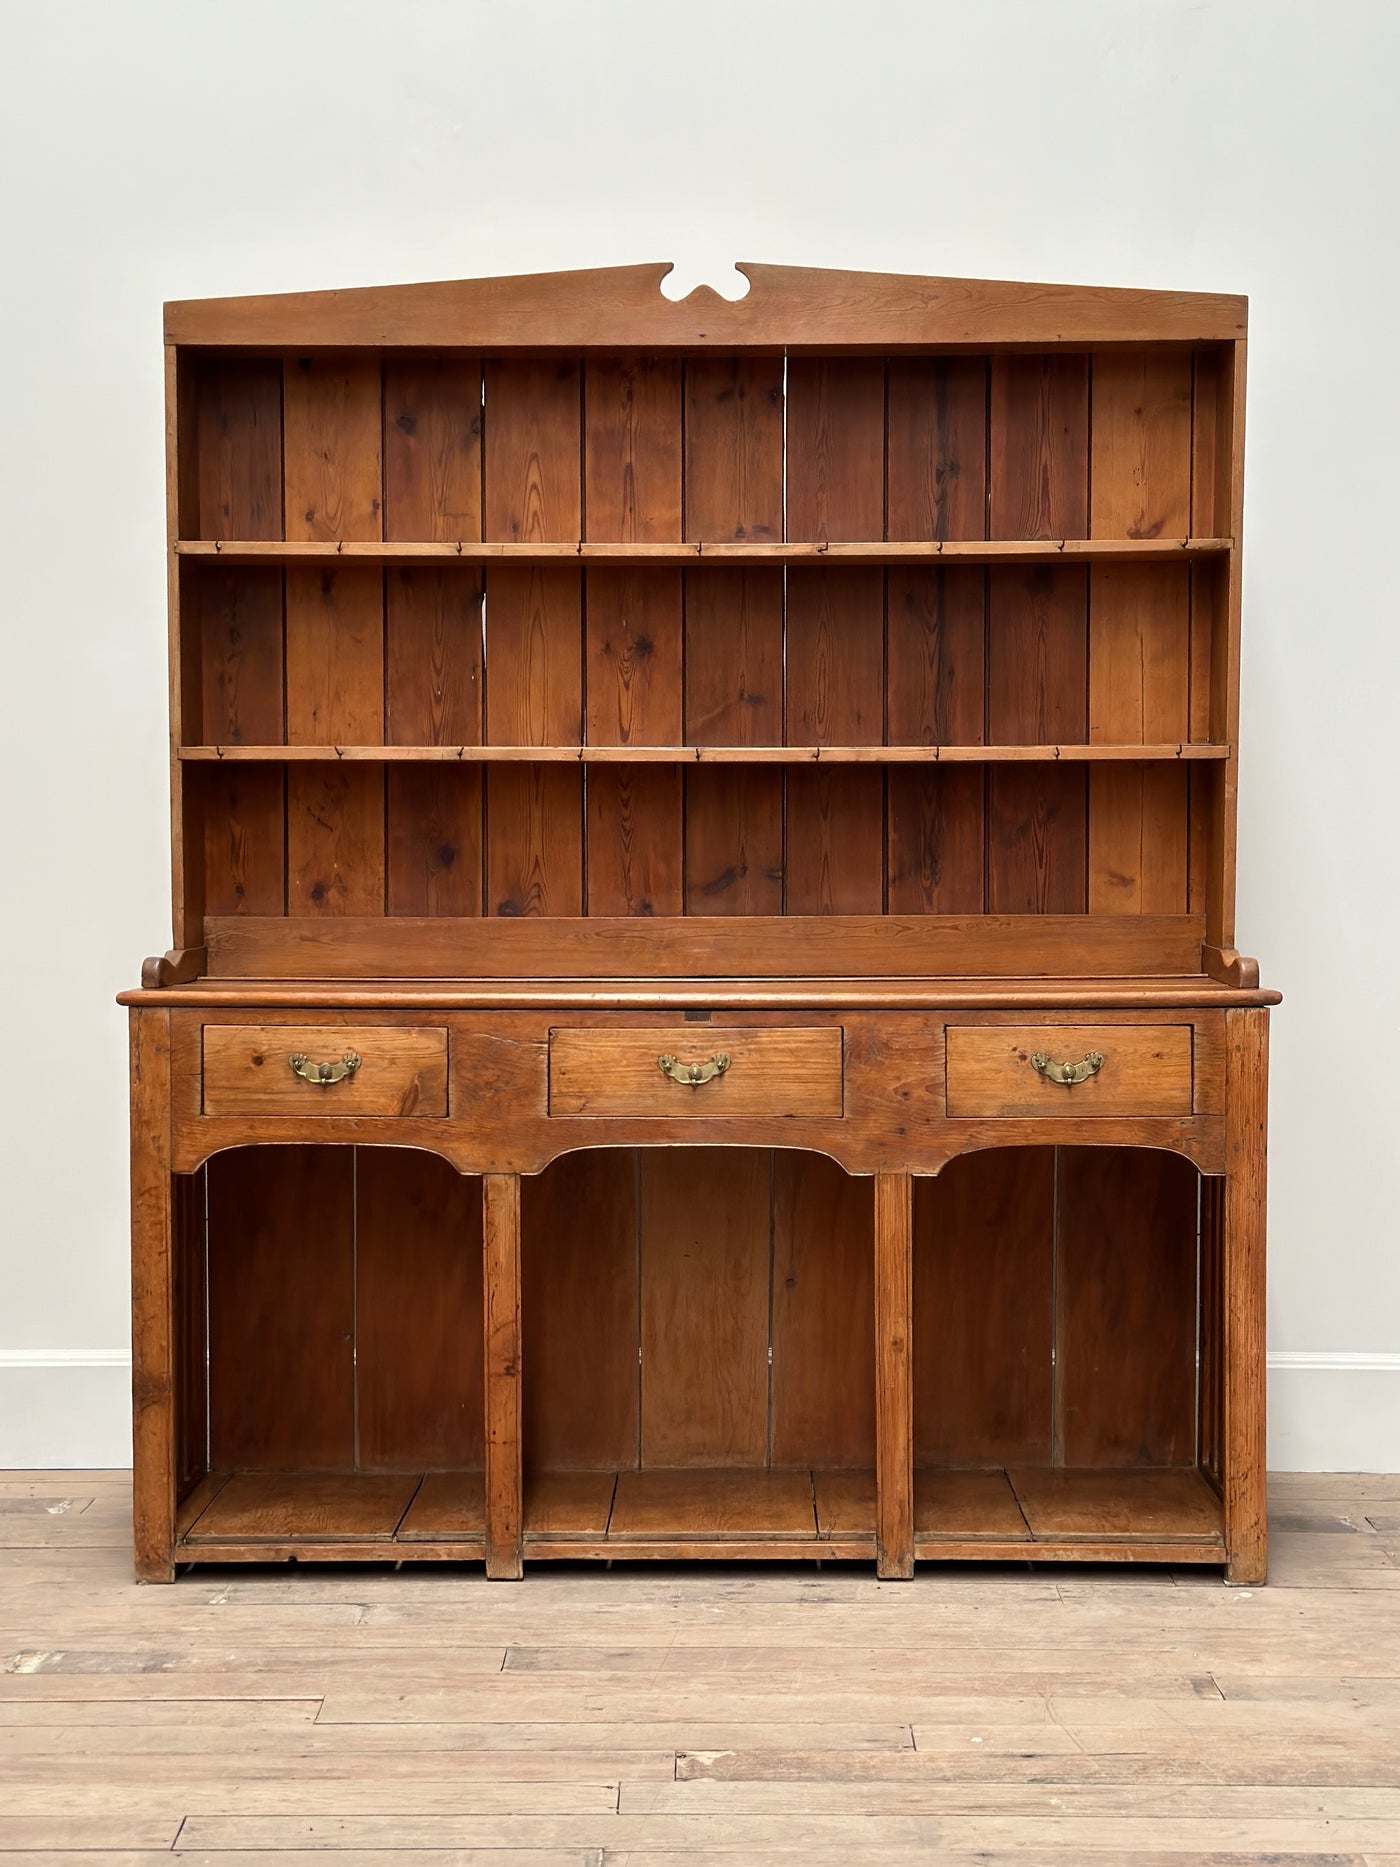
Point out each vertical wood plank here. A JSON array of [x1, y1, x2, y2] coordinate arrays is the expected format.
[[286, 767, 385, 915], [173, 1169, 208, 1502], [914, 1149, 1054, 1466], [383, 358, 483, 541], [586, 767, 682, 917], [989, 356, 1089, 539], [485, 564, 582, 916], [1207, 343, 1247, 950], [523, 1152, 639, 1469], [1088, 563, 1190, 913], [197, 568, 284, 745], [640, 1150, 770, 1467], [785, 358, 885, 541], [356, 1151, 484, 1469], [195, 359, 283, 540], [987, 566, 1088, 913], [283, 355, 382, 542], [1223, 1007, 1269, 1583], [887, 566, 986, 914], [195, 766, 285, 915], [874, 1170, 914, 1578], [130, 1010, 175, 1581], [1055, 1148, 1199, 1467], [886, 358, 988, 542], [485, 767, 582, 918], [785, 567, 884, 914], [285, 566, 384, 744], [483, 1172, 523, 1578], [683, 357, 783, 541], [206, 1147, 354, 1470], [585, 568, 683, 916], [1199, 1173, 1225, 1488], [684, 567, 784, 915], [583, 356, 682, 541], [386, 568, 483, 746], [387, 768, 483, 917], [484, 359, 581, 542], [771, 1154, 875, 1469], [485, 566, 582, 746], [1090, 352, 1193, 539]]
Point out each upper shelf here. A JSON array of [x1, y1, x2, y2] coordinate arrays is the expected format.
[[180, 743, 1231, 765], [173, 538, 1233, 566]]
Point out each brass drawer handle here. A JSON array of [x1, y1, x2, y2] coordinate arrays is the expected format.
[[657, 1051, 732, 1088], [1030, 1050, 1104, 1088], [288, 1050, 362, 1086]]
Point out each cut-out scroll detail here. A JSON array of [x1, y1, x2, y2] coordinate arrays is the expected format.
[[659, 262, 752, 304]]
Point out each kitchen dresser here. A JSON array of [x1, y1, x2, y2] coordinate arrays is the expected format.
[[120, 261, 1277, 1583]]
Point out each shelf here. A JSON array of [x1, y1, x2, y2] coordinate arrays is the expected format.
[[175, 1466, 1223, 1563], [174, 537, 1233, 565], [180, 742, 1230, 765]]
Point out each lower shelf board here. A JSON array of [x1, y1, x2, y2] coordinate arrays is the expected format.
[[174, 1465, 1223, 1563]]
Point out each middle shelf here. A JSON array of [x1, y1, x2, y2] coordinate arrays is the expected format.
[[179, 742, 1231, 764]]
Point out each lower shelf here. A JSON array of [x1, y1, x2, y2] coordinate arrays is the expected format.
[[176, 1466, 1224, 1565]]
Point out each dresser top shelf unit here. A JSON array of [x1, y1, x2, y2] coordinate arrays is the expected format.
[[157, 259, 1258, 994]]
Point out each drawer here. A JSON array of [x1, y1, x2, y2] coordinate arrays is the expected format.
[[202, 1025, 448, 1118], [945, 1025, 1192, 1119], [549, 1026, 843, 1119]]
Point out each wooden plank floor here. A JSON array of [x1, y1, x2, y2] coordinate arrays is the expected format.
[[2, 1471, 1400, 1862]]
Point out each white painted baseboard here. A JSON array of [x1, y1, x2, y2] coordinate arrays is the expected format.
[[2, 1350, 1398, 1472], [0, 1352, 133, 1468]]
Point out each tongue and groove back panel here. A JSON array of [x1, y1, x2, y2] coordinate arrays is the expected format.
[[181, 345, 1222, 935]]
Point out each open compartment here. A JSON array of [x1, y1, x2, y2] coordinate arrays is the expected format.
[[520, 1147, 877, 1555], [173, 1145, 486, 1556], [912, 1144, 1224, 1558]]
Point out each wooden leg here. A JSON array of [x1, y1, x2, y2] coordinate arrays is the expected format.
[[483, 1172, 524, 1580], [874, 1170, 914, 1579], [130, 1009, 176, 1583], [1223, 1008, 1269, 1585]]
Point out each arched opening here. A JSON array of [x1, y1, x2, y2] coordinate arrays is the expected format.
[[912, 1145, 1223, 1550], [520, 1146, 876, 1551]]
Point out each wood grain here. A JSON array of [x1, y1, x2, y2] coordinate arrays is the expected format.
[[1009, 1465, 1223, 1541], [283, 354, 382, 542], [185, 1472, 418, 1542], [609, 1468, 816, 1538], [484, 359, 581, 542], [771, 1154, 875, 1468], [386, 766, 483, 917], [1223, 1006, 1269, 1583], [396, 1470, 485, 1540], [1088, 563, 1190, 914], [522, 1151, 639, 1470], [129, 1010, 175, 1581], [786, 568, 884, 914], [196, 568, 284, 746], [386, 568, 483, 746], [914, 1148, 1054, 1466], [583, 355, 682, 541], [1091, 352, 1193, 540], [195, 357, 283, 540], [639, 1150, 770, 1468], [785, 357, 884, 541], [286, 765, 385, 915], [383, 358, 482, 542], [683, 356, 783, 542], [550, 1027, 842, 1119], [1055, 1147, 1199, 1467], [915, 1468, 1030, 1539], [206, 1146, 354, 1470], [284, 566, 384, 744], [887, 357, 988, 542], [483, 1172, 523, 1578], [194, 764, 285, 915], [201, 1024, 447, 1118], [989, 355, 1089, 539], [874, 1171, 914, 1578], [944, 1026, 1193, 1118], [355, 1150, 484, 1469]]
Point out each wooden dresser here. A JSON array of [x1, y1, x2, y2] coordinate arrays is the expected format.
[[120, 262, 1278, 1582]]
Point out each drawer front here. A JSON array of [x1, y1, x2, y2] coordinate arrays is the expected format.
[[549, 1027, 843, 1119], [945, 1026, 1192, 1119], [202, 1026, 448, 1118]]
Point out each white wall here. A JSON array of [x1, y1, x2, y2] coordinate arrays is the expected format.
[[1, 0, 1396, 1471]]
